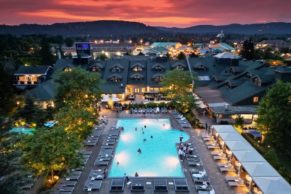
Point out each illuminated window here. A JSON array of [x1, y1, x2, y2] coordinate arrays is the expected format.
[[253, 96, 259, 103]]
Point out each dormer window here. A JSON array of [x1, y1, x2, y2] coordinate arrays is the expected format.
[[131, 63, 144, 72], [110, 64, 124, 72], [252, 76, 262, 86], [152, 63, 166, 72], [107, 74, 122, 83], [89, 63, 103, 72], [130, 73, 144, 80], [152, 74, 164, 82], [172, 63, 186, 70]]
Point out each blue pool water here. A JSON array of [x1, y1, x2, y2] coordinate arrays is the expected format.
[[109, 118, 189, 177], [10, 127, 35, 135]]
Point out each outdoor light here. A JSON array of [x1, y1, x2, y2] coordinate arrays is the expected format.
[[246, 174, 252, 182]]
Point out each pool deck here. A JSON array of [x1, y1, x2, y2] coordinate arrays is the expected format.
[[69, 109, 234, 194]]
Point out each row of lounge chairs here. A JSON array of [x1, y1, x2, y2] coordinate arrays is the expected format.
[[84, 130, 100, 146], [172, 110, 192, 128], [202, 132, 247, 192], [183, 142, 215, 193], [83, 128, 121, 192], [54, 171, 82, 194], [109, 177, 190, 192], [130, 107, 168, 114], [18, 173, 37, 191]]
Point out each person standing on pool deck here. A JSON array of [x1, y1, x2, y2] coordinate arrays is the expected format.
[[179, 135, 183, 143], [135, 172, 139, 177]]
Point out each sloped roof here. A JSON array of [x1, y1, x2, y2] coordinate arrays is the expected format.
[[15, 66, 52, 75], [151, 42, 178, 49], [220, 81, 266, 105], [26, 79, 57, 100], [275, 66, 291, 74], [214, 52, 240, 59]]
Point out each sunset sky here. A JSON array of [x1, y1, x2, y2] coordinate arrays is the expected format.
[[1, 0, 291, 27]]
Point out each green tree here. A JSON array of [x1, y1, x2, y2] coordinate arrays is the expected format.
[[54, 106, 95, 139], [56, 67, 102, 110], [98, 53, 108, 61], [21, 127, 81, 181], [234, 115, 244, 128], [241, 39, 255, 60], [64, 37, 74, 47], [0, 131, 26, 194], [0, 64, 15, 115], [177, 52, 186, 60], [257, 80, 291, 156], [39, 39, 55, 66], [161, 69, 195, 113], [14, 98, 48, 125]]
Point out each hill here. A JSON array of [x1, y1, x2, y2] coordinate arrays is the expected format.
[[1, 21, 291, 36], [0, 20, 159, 37], [159, 22, 291, 35]]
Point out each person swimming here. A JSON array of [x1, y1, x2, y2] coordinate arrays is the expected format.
[[150, 135, 153, 139], [117, 161, 120, 165], [144, 125, 146, 128], [143, 138, 147, 142], [135, 172, 139, 177], [135, 127, 137, 131], [137, 148, 142, 153]]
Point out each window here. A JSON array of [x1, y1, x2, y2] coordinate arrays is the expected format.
[[133, 66, 143, 72], [253, 96, 259, 103]]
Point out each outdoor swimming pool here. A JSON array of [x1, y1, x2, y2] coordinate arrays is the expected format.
[[10, 127, 35, 135], [109, 118, 189, 177]]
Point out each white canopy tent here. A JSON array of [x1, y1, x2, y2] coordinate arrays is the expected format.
[[211, 125, 291, 194], [232, 150, 265, 163], [225, 141, 253, 151], [253, 177, 291, 194], [219, 132, 242, 141], [242, 162, 280, 177]]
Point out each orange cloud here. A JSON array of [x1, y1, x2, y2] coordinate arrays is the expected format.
[[20, 9, 210, 27], [2, 0, 291, 26]]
